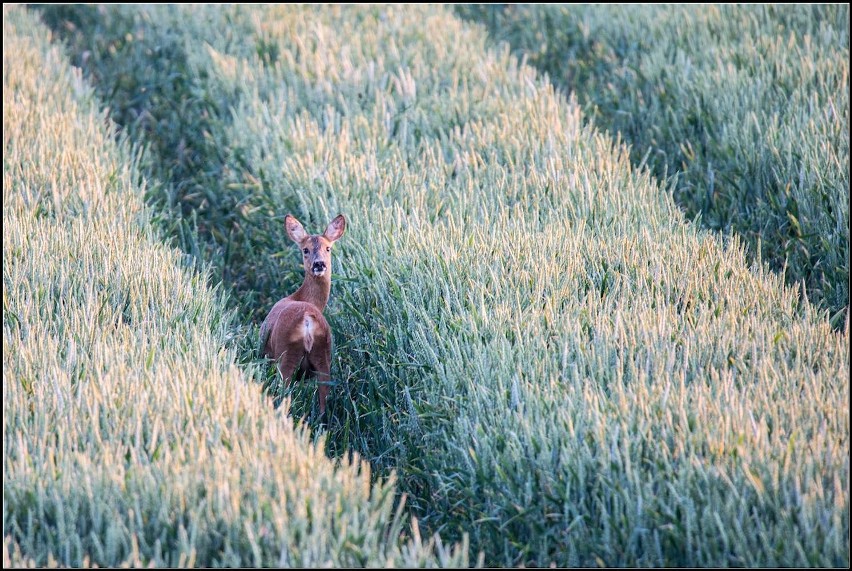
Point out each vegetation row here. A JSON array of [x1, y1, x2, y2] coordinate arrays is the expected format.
[[3, 5, 466, 567], [18, 4, 851, 567], [458, 4, 849, 323]]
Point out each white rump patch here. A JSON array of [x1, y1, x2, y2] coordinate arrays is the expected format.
[[303, 316, 315, 352]]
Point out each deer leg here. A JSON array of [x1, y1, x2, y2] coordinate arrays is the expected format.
[[273, 349, 304, 409], [307, 344, 332, 417]]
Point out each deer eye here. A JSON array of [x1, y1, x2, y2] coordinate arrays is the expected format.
[[303, 248, 309, 255], [326, 247, 331, 252]]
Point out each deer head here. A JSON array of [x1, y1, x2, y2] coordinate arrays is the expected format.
[[285, 214, 347, 279]]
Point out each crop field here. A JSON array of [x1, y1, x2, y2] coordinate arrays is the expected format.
[[5, 4, 850, 568], [3, 6, 465, 567], [458, 4, 850, 323]]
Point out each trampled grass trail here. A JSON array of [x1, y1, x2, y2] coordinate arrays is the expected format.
[[16, 4, 852, 567]]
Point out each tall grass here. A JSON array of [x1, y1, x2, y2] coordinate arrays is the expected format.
[[458, 4, 850, 322], [35, 3, 849, 567], [3, 6, 466, 567]]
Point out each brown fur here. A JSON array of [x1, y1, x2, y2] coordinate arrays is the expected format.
[[260, 214, 346, 415]]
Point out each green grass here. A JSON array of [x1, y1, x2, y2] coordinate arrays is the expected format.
[[457, 4, 850, 322], [24, 3, 852, 567], [2, 6, 466, 567]]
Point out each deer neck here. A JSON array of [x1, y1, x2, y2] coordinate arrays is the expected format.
[[289, 273, 331, 310]]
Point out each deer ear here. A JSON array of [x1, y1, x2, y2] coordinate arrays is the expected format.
[[324, 214, 346, 243], [285, 214, 307, 243]]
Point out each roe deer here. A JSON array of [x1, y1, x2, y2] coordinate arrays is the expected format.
[[259, 214, 346, 415]]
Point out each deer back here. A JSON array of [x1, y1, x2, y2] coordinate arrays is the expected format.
[[260, 297, 330, 360]]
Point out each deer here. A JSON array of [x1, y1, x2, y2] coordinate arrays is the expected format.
[[259, 213, 346, 416]]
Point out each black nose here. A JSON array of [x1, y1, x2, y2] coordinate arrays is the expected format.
[[312, 261, 326, 272]]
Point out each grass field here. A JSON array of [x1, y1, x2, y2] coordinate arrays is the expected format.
[[7, 4, 851, 567], [458, 4, 850, 323], [3, 6, 465, 567]]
